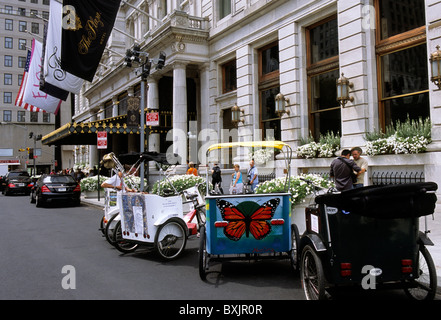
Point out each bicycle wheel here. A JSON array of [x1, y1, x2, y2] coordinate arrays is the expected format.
[[290, 224, 300, 274], [404, 245, 437, 300], [154, 218, 187, 260], [198, 225, 208, 281], [105, 213, 119, 245], [112, 220, 139, 254], [301, 245, 326, 300]]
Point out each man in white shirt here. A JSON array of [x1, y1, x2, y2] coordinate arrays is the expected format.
[[101, 171, 135, 192], [351, 147, 368, 188]]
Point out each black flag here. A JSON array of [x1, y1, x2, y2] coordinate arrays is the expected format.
[[60, 0, 121, 82]]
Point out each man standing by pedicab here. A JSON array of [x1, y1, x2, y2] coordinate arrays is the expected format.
[[330, 149, 361, 191], [350, 147, 368, 188]]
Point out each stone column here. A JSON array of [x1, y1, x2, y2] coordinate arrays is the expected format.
[[148, 76, 160, 153], [172, 61, 188, 167]]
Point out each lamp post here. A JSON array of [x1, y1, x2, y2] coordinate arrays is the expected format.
[[124, 45, 166, 191]]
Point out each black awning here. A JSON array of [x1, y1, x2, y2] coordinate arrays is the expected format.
[[42, 115, 142, 146]]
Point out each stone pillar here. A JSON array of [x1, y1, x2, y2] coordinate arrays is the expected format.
[[172, 61, 188, 167], [112, 96, 118, 118], [148, 76, 160, 153], [88, 113, 98, 170]]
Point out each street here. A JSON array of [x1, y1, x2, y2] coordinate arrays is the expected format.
[[0, 193, 439, 303]]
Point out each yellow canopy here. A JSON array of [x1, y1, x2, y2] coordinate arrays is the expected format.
[[206, 140, 291, 153]]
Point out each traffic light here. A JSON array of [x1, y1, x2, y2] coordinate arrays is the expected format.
[[29, 132, 33, 139], [18, 148, 25, 152], [28, 148, 33, 159]]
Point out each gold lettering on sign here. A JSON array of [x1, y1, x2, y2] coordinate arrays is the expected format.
[[78, 12, 105, 55]]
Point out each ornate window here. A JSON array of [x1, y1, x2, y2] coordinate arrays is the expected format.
[[375, 0, 429, 127], [306, 16, 340, 139]]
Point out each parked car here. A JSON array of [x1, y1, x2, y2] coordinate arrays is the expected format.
[[0, 175, 5, 192], [31, 174, 81, 207], [2, 170, 32, 196]]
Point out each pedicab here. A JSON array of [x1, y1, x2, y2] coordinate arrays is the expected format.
[[106, 151, 205, 260], [298, 179, 438, 300], [198, 141, 298, 280]]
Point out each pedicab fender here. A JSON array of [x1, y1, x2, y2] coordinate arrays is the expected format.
[[300, 233, 327, 253], [418, 231, 434, 246]]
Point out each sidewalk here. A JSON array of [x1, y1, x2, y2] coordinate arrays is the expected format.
[[82, 195, 441, 294]]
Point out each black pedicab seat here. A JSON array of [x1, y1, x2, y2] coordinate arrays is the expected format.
[[315, 182, 438, 219]]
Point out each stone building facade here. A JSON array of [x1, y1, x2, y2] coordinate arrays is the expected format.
[[44, 0, 441, 196]]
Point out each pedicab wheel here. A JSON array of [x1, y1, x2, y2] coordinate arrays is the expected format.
[[105, 213, 119, 245], [404, 245, 437, 300], [112, 220, 139, 253], [301, 245, 326, 300], [154, 218, 187, 260], [290, 224, 300, 274], [198, 225, 208, 281], [99, 215, 105, 235]]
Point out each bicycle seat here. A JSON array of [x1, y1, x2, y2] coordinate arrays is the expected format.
[[186, 193, 199, 200]]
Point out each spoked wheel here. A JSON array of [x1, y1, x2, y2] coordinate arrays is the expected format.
[[112, 220, 139, 254], [198, 225, 209, 281], [105, 213, 119, 245], [154, 218, 187, 260], [301, 245, 326, 300], [404, 245, 437, 300], [290, 224, 300, 274]]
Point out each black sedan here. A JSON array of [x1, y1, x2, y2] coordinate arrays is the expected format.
[[2, 170, 32, 196], [31, 174, 81, 207]]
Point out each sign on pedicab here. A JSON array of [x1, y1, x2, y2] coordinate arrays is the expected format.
[[119, 193, 183, 242]]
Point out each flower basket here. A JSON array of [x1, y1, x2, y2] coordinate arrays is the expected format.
[[152, 174, 209, 197], [80, 175, 109, 193], [254, 174, 334, 205]]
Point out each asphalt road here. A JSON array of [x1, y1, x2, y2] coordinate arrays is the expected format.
[[0, 194, 302, 301], [1, 193, 438, 305]]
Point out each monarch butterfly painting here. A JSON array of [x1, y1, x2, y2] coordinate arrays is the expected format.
[[216, 198, 280, 241]]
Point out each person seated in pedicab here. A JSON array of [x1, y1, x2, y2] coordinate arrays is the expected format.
[[186, 161, 198, 176], [101, 170, 136, 192], [230, 164, 244, 194]]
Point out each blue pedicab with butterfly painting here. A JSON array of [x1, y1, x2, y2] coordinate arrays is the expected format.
[[199, 141, 299, 280]]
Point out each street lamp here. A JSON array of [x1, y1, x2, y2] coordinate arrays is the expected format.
[[231, 104, 244, 127], [274, 93, 290, 116], [123, 44, 166, 191], [430, 45, 441, 90], [336, 73, 354, 107]]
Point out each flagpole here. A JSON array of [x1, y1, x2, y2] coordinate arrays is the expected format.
[[121, 0, 162, 23]]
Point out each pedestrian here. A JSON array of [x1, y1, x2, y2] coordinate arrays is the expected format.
[[230, 164, 243, 194], [351, 147, 368, 188], [330, 149, 361, 191], [211, 163, 223, 194], [247, 159, 259, 192], [186, 161, 198, 176], [74, 168, 85, 181]]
